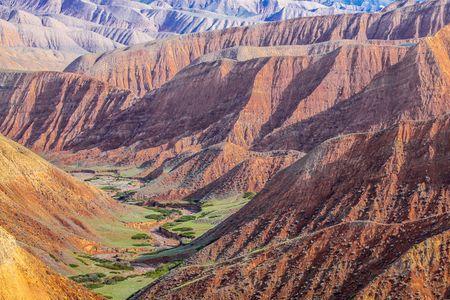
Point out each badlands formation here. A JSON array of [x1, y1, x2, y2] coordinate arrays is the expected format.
[[0, 0, 448, 299]]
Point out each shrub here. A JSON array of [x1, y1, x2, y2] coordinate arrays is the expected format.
[[174, 215, 196, 222], [145, 214, 165, 221], [113, 190, 136, 201], [69, 264, 79, 268], [69, 273, 106, 283], [100, 186, 119, 191], [104, 276, 126, 285], [172, 227, 194, 232], [179, 231, 195, 238], [94, 261, 134, 271], [131, 233, 150, 240], [132, 243, 152, 247], [145, 261, 182, 279], [162, 222, 176, 229]]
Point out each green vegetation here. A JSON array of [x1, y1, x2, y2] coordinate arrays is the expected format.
[[172, 227, 194, 232], [132, 243, 152, 247], [91, 274, 155, 300], [243, 191, 256, 200], [145, 214, 165, 221], [145, 261, 182, 279], [163, 196, 251, 239], [174, 215, 196, 222], [100, 186, 120, 192], [81, 206, 153, 248], [113, 190, 137, 201], [69, 264, 79, 268], [70, 272, 106, 284], [79, 255, 134, 271], [131, 233, 150, 240]]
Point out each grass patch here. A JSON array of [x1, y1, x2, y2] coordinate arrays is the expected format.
[[145, 261, 182, 279], [164, 196, 251, 239], [91, 274, 154, 300], [100, 186, 120, 192], [113, 190, 137, 201], [172, 227, 194, 232], [243, 191, 256, 200], [132, 243, 152, 247], [131, 233, 150, 240], [80, 255, 134, 271], [70, 272, 106, 283]]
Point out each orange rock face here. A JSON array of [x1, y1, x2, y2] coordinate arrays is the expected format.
[[136, 114, 450, 300], [0, 134, 123, 271]]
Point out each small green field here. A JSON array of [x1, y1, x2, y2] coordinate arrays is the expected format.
[[138, 194, 253, 262], [81, 207, 153, 249], [164, 195, 252, 238], [91, 275, 154, 300]]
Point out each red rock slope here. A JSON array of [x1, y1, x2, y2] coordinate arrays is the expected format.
[[135, 113, 450, 300], [2, 2, 450, 202]]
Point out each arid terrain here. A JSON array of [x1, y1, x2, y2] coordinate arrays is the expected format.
[[0, 0, 449, 299]]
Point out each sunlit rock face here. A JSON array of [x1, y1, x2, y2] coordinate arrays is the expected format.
[[0, 227, 16, 265]]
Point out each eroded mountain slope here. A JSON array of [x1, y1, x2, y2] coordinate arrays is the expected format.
[[0, 133, 123, 271], [136, 113, 450, 299]]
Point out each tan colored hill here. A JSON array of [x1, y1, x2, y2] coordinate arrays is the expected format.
[[136, 113, 450, 299], [0, 227, 102, 300], [0, 133, 122, 270], [0, 47, 78, 71]]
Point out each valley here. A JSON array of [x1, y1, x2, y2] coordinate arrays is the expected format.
[[63, 166, 252, 299], [0, 0, 449, 299]]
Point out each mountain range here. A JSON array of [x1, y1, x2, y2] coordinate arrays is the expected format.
[[0, 0, 409, 71], [0, 0, 448, 299]]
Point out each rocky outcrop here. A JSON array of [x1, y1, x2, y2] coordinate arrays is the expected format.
[[136, 113, 450, 299]]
